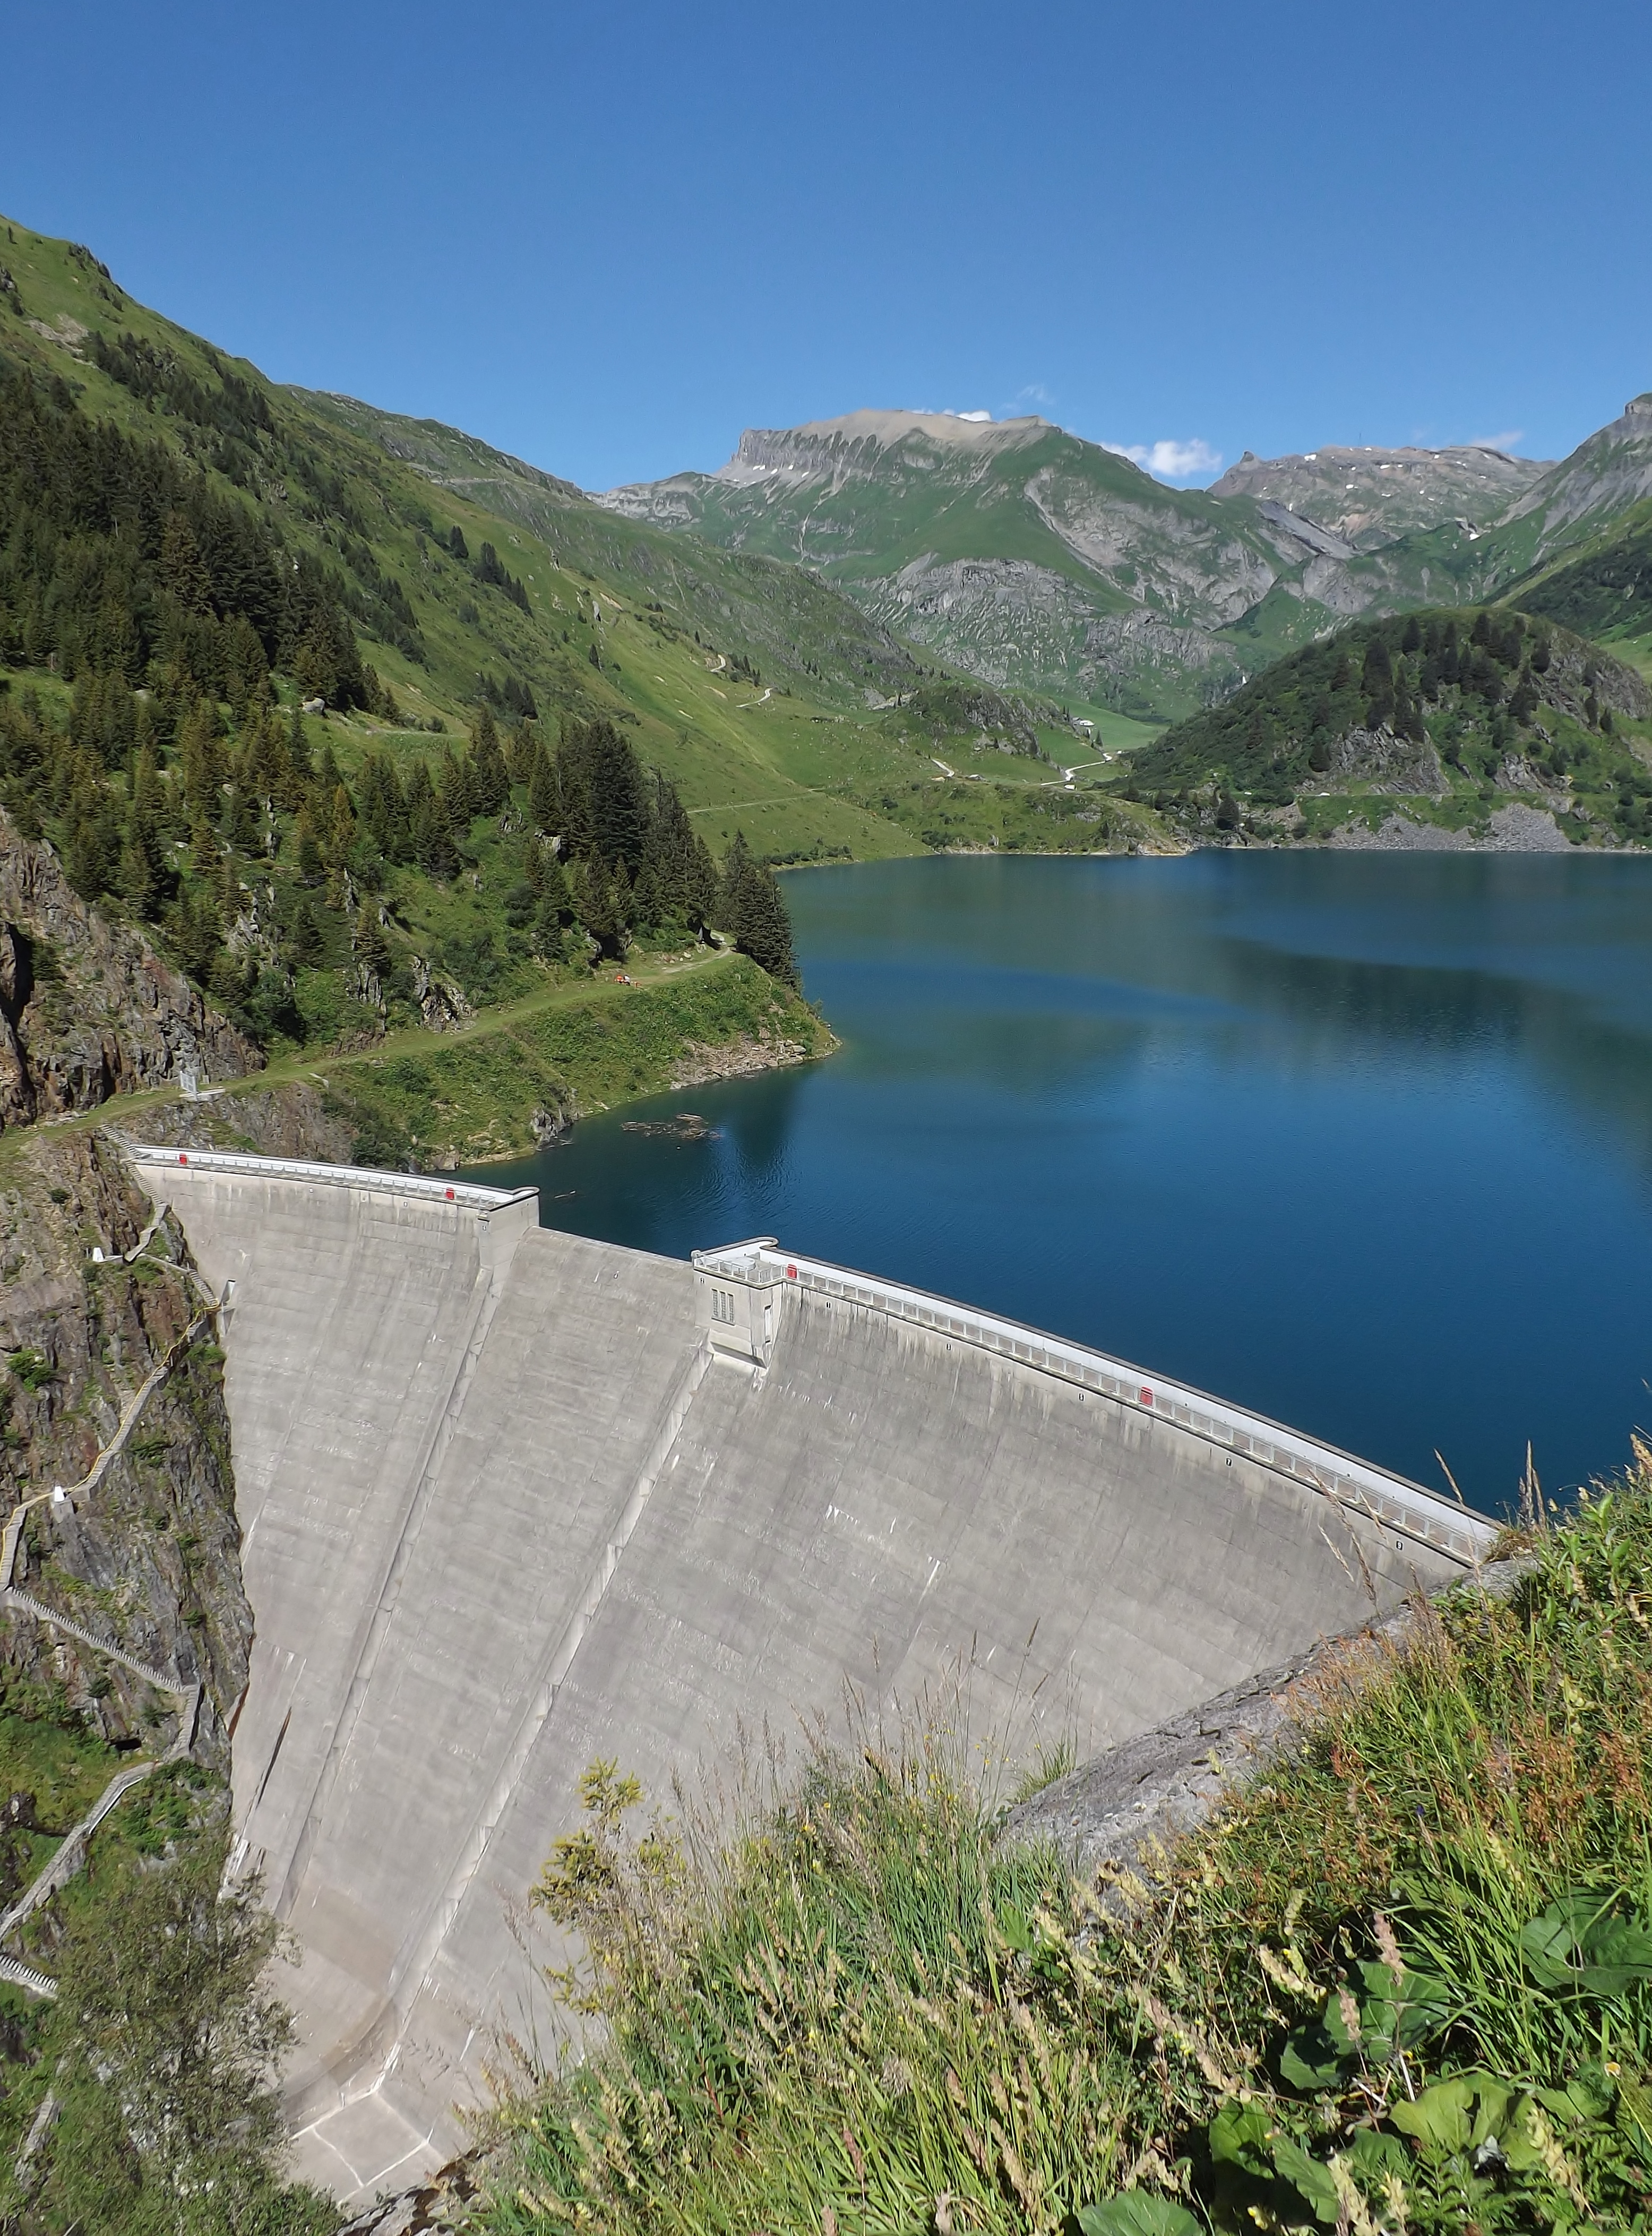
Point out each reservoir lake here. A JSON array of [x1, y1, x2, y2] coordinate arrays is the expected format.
[[476, 851, 1652, 1515]]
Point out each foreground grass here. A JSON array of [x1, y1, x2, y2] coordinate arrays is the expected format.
[[480, 1466, 1652, 2235]]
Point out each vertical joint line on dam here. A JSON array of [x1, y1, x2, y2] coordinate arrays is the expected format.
[[370, 1336, 716, 2080], [262, 1193, 535, 1921]]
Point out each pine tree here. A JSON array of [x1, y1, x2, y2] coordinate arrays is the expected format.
[[574, 857, 624, 958], [294, 810, 324, 885], [190, 811, 219, 878], [717, 832, 799, 985], [117, 820, 160, 917], [412, 784, 458, 879], [178, 698, 225, 821], [565, 719, 648, 871], [354, 901, 390, 976], [528, 742, 559, 833], [439, 745, 476, 832], [469, 704, 509, 816], [117, 747, 169, 918], [287, 898, 323, 967], [738, 858, 798, 986], [283, 704, 313, 806], [158, 512, 216, 617]]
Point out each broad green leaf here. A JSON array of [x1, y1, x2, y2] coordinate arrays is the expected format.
[[1076, 2197, 1202, 2236], [1268, 2133, 1341, 2226], [1501, 2095, 1551, 2176], [1345, 2129, 1408, 2181], [1388, 2074, 1475, 2153], [1468, 2075, 1518, 2147], [1520, 1890, 1652, 1997], [1208, 2098, 1274, 2178], [1279, 2020, 1346, 2092], [1352, 1960, 1455, 2053], [1538, 2066, 1614, 2125]]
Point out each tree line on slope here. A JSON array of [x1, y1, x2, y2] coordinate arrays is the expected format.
[[0, 350, 388, 714], [0, 664, 796, 1053], [1129, 605, 1651, 828]]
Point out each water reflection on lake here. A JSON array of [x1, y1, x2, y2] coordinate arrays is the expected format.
[[475, 852, 1652, 1513]]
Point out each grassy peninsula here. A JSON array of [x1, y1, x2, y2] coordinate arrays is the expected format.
[[192, 948, 835, 1169]]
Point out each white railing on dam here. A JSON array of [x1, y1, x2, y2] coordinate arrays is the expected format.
[[124, 1149, 1492, 1567], [126, 1146, 536, 1217], [694, 1239, 1496, 1567]]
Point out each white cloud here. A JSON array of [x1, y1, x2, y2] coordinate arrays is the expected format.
[[1103, 436, 1224, 481], [953, 409, 993, 422], [1466, 429, 1524, 453]]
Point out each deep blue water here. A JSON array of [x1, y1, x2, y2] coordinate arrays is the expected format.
[[475, 852, 1652, 1516]]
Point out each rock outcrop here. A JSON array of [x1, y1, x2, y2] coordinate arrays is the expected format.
[[1002, 1559, 1525, 1895], [0, 809, 261, 1126]]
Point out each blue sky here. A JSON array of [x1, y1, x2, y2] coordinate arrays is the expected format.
[[6, 0, 1650, 492]]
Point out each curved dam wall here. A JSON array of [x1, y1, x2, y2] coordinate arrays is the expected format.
[[126, 1148, 1492, 2201]]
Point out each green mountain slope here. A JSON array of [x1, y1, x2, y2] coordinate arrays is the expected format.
[[1492, 497, 1652, 682], [1124, 605, 1652, 847], [0, 216, 916, 1135], [0, 216, 1113, 872]]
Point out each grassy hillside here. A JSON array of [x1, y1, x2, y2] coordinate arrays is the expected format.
[[473, 1474, 1652, 2236], [1124, 604, 1652, 847], [145, 948, 837, 1169], [1501, 498, 1652, 659], [0, 211, 1175, 1126]]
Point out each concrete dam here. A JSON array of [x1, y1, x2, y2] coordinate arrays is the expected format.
[[127, 1146, 1493, 2200]]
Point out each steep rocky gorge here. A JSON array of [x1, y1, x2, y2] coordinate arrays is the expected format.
[[0, 1130, 251, 1775]]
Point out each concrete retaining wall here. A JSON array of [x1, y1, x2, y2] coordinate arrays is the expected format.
[[127, 1149, 1492, 2203]]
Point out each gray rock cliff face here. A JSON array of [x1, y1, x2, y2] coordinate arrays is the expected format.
[[0, 809, 261, 1126], [1211, 444, 1549, 549], [1505, 394, 1652, 547]]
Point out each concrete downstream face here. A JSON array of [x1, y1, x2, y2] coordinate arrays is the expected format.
[[126, 1150, 1493, 2203]]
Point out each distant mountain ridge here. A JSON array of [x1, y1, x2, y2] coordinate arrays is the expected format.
[[599, 408, 1636, 721], [599, 397, 1652, 724], [1209, 443, 1549, 550]]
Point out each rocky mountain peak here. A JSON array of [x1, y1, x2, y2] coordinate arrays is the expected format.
[[1210, 442, 1550, 550]]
